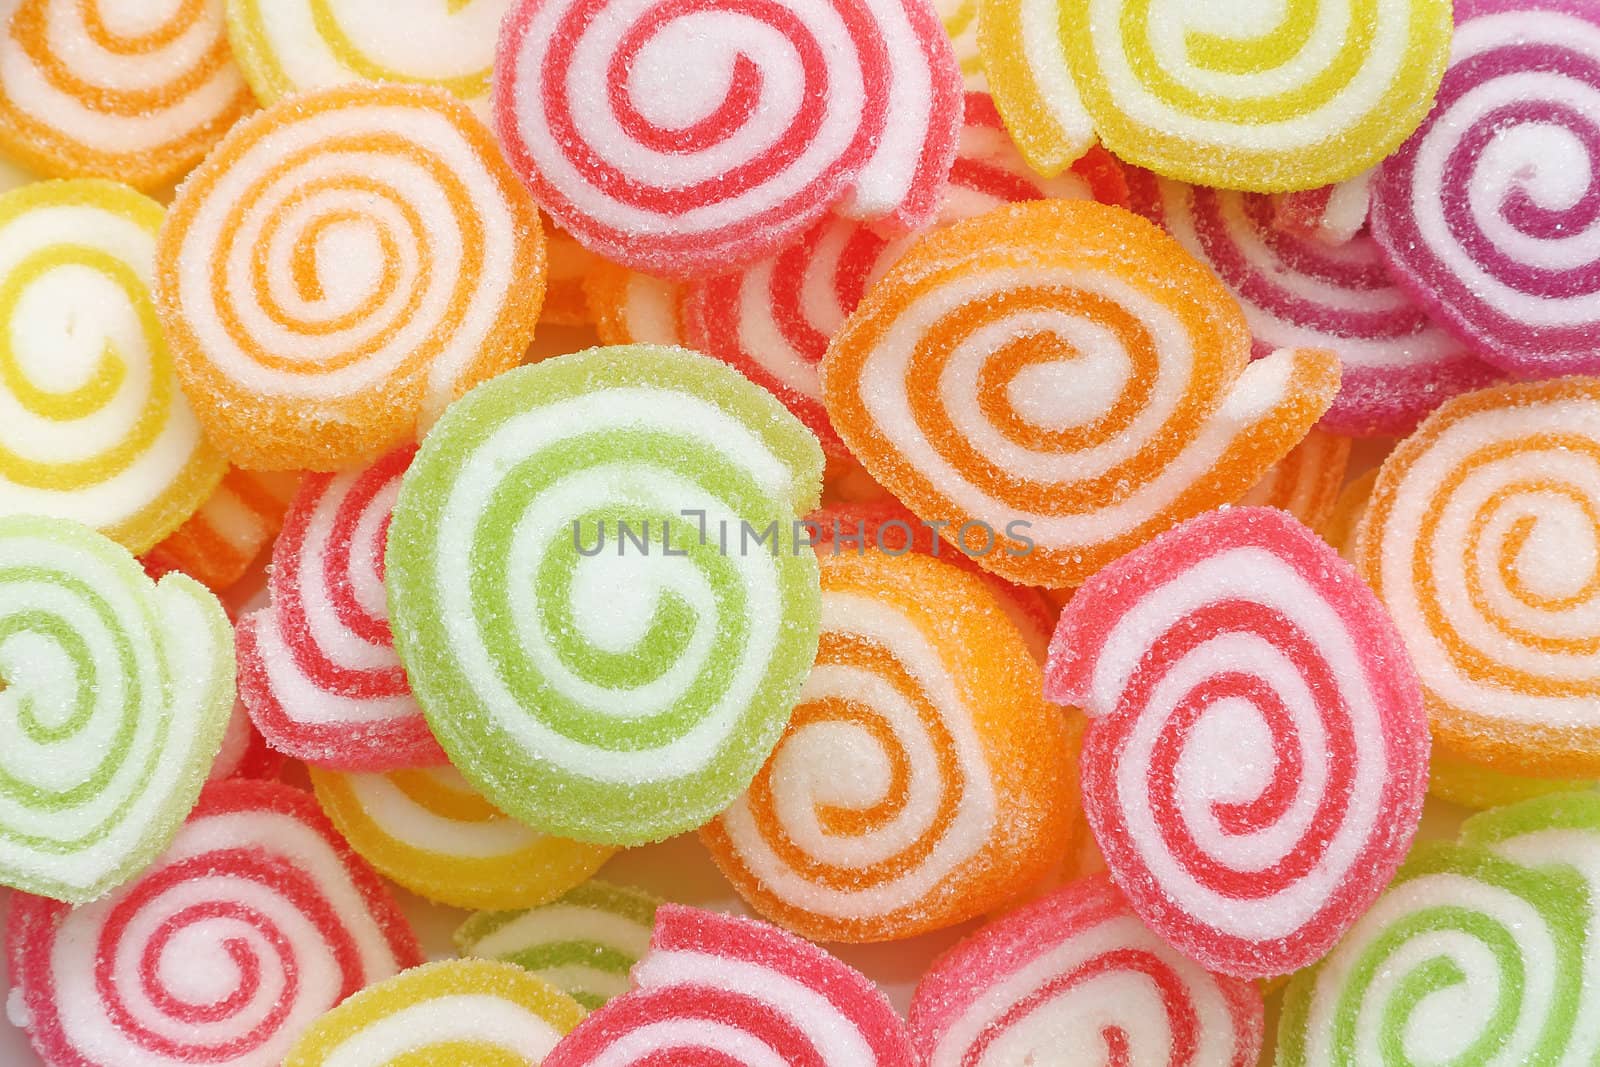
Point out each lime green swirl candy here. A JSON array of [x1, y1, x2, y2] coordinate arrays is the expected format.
[[0, 514, 234, 902], [387, 345, 824, 845], [1277, 843, 1587, 1066], [455, 880, 660, 1009]]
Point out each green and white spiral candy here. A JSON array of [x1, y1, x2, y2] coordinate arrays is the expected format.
[[0, 514, 233, 902], [386, 345, 824, 845]]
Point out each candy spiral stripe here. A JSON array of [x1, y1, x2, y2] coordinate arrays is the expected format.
[[1429, 750, 1593, 811], [1277, 843, 1587, 1066], [1239, 429, 1351, 533], [7, 779, 424, 1066], [821, 199, 1342, 588], [543, 904, 917, 1066], [704, 549, 1075, 941], [1274, 170, 1375, 246], [910, 874, 1263, 1067], [584, 262, 687, 347], [1154, 177, 1501, 436], [156, 83, 545, 472], [934, 0, 982, 87], [974, 0, 1095, 176], [208, 696, 288, 782], [1358, 378, 1600, 778], [238, 446, 445, 769], [492, 0, 963, 277], [1, 180, 227, 554], [143, 467, 301, 591], [0, 514, 234, 903], [387, 345, 824, 845], [309, 763, 616, 910], [227, 0, 510, 112], [1325, 465, 1378, 563], [1372, 0, 1600, 377], [1046, 507, 1430, 976], [456, 880, 660, 1009], [0, 0, 252, 189]]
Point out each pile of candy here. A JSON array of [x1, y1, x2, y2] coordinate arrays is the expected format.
[[0, 0, 1596, 1063]]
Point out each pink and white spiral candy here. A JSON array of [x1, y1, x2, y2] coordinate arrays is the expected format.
[[1273, 172, 1375, 246], [6, 780, 423, 1067], [492, 0, 963, 277], [1372, 0, 1600, 377]]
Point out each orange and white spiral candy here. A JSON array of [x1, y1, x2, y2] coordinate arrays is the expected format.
[[821, 199, 1342, 588], [1356, 377, 1600, 778], [702, 548, 1078, 942], [1239, 429, 1352, 534], [0, 0, 252, 190], [584, 261, 687, 347], [155, 83, 545, 471]]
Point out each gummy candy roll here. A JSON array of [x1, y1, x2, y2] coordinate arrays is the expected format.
[[1153, 178, 1501, 437], [455, 881, 660, 1009], [284, 958, 585, 1067], [981, 0, 1452, 192], [0, 514, 234, 903], [308, 763, 615, 911], [7, 778, 424, 1067], [0, 0, 252, 190], [703, 549, 1076, 941], [1276, 842, 1587, 1066], [1430, 750, 1593, 811], [386, 345, 824, 845], [822, 199, 1342, 588], [542, 218, 599, 328], [1372, 0, 1600, 378], [492, 0, 964, 277], [237, 446, 445, 770], [227, 0, 509, 113], [1273, 171, 1375, 247], [208, 697, 287, 783], [1356, 378, 1600, 778], [934, 0, 982, 87], [1046, 506, 1431, 976], [155, 83, 546, 472], [1239, 429, 1351, 534], [143, 468, 301, 591], [1324, 466, 1378, 563], [909, 874, 1264, 1066], [584, 262, 686, 347], [0, 180, 227, 554], [543, 904, 916, 1066]]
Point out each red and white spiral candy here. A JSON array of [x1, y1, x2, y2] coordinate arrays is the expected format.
[[237, 447, 445, 770], [492, 0, 963, 277], [6, 780, 423, 1067], [1273, 172, 1375, 247], [543, 904, 915, 1066], [1045, 507, 1430, 977]]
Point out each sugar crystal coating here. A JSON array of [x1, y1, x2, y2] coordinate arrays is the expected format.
[[1239, 430, 1351, 534], [143, 468, 301, 592]]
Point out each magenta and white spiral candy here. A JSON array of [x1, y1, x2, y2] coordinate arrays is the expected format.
[[492, 0, 964, 277], [1372, 0, 1600, 377]]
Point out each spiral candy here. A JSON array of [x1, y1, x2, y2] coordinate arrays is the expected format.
[[822, 199, 1342, 588], [1, 180, 227, 554], [934, 0, 982, 87], [237, 446, 445, 769], [155, 83, 546, 471], [1274, 171, 1375, 246], [1046, 507, 1430, 976], [1357, 378, 1600, 778], [386, 345, 824, 845], [309, 763, 615, 910], [1239, 429, 1351, 533], [909, 874, 1264, 1066], [0, 0, 253, 189], [6, 779, 424, 1067], [1372, 0, 1600, 378], [584, 262, 687, 347], [543, 904, 917, 1066], [143, 468, 301, 591], [492, 0, 964, 277], [1430, 751, 1594, 812], [0, 515, 234, 903]]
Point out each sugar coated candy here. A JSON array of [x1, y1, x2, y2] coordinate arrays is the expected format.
[[1356, 378, 1600, 778], [155, 83, 545, 471], [0, 0, 252, 189], [1239, 429, 1351, 534], [704, 549, 1075, 941], [227, 0, 509, 112], [909, 874, 1264, 1066], [386, 345, 824, 845], [1372, 0, 1600, 378], [207, 696, 287, 783], [542, 904, 916, 1066], [6, 779, 424, 1067], [541, 219, 600, 328], [1277, 841, 1587, 1066], [308, 763, 615, 911], [0, 514, 233, 902], [491, 0, 963, 277], [1273, 171, 1375, 246], [584, 262, 687, 347], [143, 468, 300, 591], [934, 0, 982, 87], [1430, 751, 1594, 811], [1046, 506, 1430, 976], [237, 447, 445, 770], [822, 199, 1341, 588], [455, 880, 660, 1009], [0, 180, 227, 554], [1324, 466, 1379, 563], [1152, 178, 1501, 437], [283, 959, 585, 1066]]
